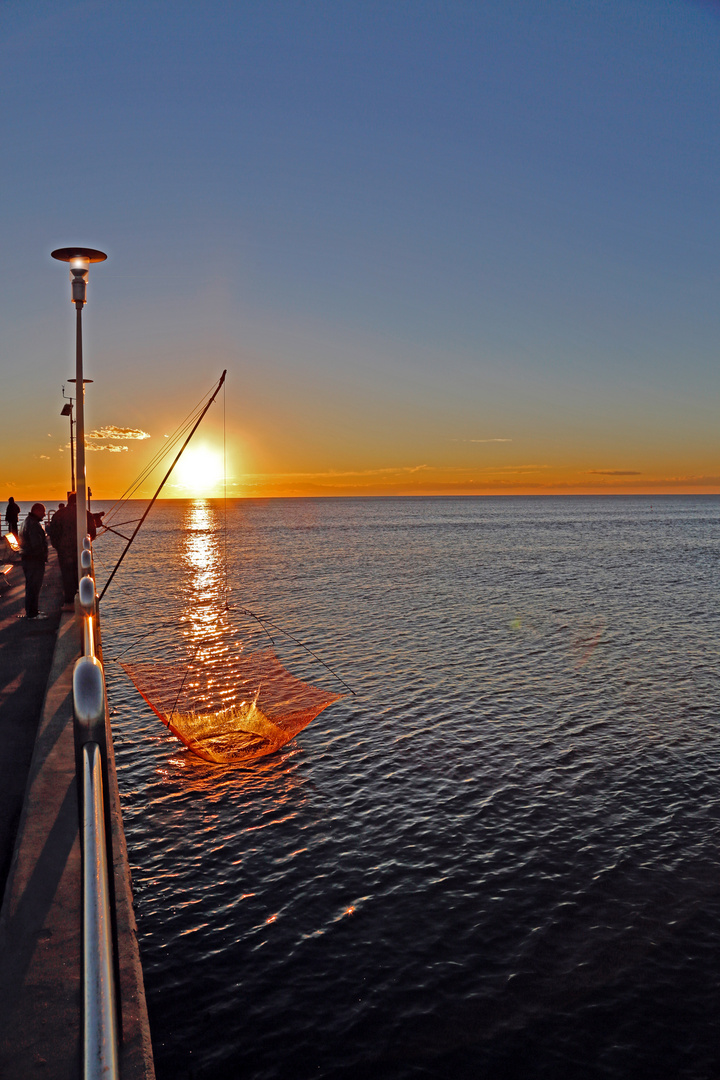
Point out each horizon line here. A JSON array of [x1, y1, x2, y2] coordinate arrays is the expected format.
[[7, 491, 720, 505]]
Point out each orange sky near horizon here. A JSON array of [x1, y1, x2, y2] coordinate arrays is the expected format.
[[4, 434, 719, 504], [3, 353, 718, 503]]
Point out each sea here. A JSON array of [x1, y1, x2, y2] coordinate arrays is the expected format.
[[91, 495, 720, 1080]]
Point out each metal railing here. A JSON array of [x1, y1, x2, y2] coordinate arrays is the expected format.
[[72, 535, 119, 1080]]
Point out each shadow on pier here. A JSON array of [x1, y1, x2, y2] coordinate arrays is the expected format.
[[0, 554, 154, 1079]]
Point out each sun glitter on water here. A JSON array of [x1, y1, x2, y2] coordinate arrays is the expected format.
[[173, 445, 225, 497]]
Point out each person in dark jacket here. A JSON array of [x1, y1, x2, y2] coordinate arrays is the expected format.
[[49, 493, 96, 605], [20, 503, 48, 619], [5, 497, 20, 539]]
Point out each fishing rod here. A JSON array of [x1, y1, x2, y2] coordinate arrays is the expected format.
[[98, 369, 227, 603]]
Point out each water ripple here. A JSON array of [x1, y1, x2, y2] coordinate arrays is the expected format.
[[98, 496, 720, 1079]]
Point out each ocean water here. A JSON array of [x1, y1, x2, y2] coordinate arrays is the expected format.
[[95, 495, 720, 1080]]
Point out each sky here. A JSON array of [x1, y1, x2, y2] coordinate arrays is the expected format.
[[1, 0, 719, 500]]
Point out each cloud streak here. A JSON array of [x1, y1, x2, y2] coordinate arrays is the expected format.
[[256, 464, 430, 480], [587, 470, 641, 476], [87, 426, 150, 441]]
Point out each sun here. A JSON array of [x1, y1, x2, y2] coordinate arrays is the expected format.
[[174, 445, 225, 496]]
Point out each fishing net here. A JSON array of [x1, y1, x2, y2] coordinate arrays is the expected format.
[[120, 648, 344, 764]]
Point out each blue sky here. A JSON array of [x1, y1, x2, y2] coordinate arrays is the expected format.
[[2, 0, 719, 497]]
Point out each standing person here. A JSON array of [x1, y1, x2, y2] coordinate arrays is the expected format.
[[20, 503, 48, 619], [5, 497, 20, 539], [48, 503, 66, 552], [51, 493, 96, 606]]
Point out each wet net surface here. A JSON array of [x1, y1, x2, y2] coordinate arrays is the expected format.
[[120, 648, 344, 764]]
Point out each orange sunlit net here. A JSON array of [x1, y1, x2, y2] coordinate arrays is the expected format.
[[120, 648, 343, 764]]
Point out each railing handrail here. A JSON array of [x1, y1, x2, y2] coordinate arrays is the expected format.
[[72, 535, 119, 1080], [83, 741, 119, 1079]]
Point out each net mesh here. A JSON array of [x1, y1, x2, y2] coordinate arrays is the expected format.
[[120, 648, 344, 764]]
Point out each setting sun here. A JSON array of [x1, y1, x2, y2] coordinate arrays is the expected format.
[[173, 445, 225, 497]]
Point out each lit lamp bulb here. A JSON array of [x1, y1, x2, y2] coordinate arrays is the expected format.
[[69, 257, 90, 305]]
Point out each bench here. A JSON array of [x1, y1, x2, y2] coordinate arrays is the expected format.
[[0, 534, 20, 591]]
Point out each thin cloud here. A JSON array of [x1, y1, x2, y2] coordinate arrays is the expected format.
[[86, 444, 129, 453], [87, 425, 150, 441], [587, 470, 641, 476], [661, 474, 720, 485], [472, 464, 549, 473], [264, 464, 430, 480]]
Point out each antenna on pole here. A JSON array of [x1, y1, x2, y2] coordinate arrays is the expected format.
[[61, 386, 76, 493]]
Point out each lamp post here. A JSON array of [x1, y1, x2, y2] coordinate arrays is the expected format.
[[67, 377, 94, 501], [61, 387, 75, 493], [51, 247, 107, 579]]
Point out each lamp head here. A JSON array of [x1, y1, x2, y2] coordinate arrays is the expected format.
[[51, 247, 107, 307]]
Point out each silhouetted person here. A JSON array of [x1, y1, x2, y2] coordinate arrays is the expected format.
[[48, 503, 65, 549], [20, 503, 48, 619], [5, 497, 20, 540], [50, 493, 96, 605]]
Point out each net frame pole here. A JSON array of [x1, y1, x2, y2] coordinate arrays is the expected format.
[[98, 369, 226, 603]]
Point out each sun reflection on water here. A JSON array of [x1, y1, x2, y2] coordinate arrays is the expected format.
[[180, 499, 228, 648]]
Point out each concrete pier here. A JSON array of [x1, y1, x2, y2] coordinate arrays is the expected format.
[[0, 555, 154, 1079]]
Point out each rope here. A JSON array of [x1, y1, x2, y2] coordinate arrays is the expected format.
[[99, 369, 354, 698], [168, 640, 204, 723], [229, 604, 356, 696], [98, 375, 224, 529], [98, 371, 226, 603], [105, 618, 195, 661], [108, 606, 355, 697]]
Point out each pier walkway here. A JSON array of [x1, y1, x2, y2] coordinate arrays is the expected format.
[[0, 554, 154, 1079]]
